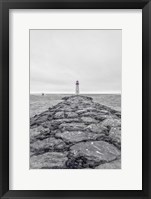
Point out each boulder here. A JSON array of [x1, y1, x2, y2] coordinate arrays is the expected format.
[[65, 112, 78, 118], [86, 123, 108, 134], [99, 110, 109, 114], [82, 112, 98, 117], [76, 109, 88, 114], [59, 122, 87, 131], [30, 114, 49, 127], [42, 121, 53, 129], [84, 107, 99, 112], [30, 137, 67, 155], [81, 117, 98, 124], [115, 112, 121, 118], [53, 111, 64, 119], [67, 141, 120, 168], [30, 126, 50, 143], [101, 118, 121, 128], [49, 118, 80, 127], [109, 127, 121, 149], [95, 159, 121, 169], [30, 152, 68, 169], [55, 131, 102, 143], [94, 114, 109, 121]]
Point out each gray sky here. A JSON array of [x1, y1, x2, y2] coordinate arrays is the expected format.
[[30, 30, 121, 94]]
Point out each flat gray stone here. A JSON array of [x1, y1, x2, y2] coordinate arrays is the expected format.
[[59, 123, 87, 131], [65, 112, 78, 118], [68, 141, 120, 168], [55, 131, 102, 143], [30, 126, 50, 143], [53, 111, 64, 119], [81, 117, 98, 124], [115, 112, 121, 118], [94, 114, 109, 121], [95, 159, 121, 169], [30, 152, 68, 169], [84, 107, 99, 112], [99, 110, 109, 114], [109, 127, 121, 148], [101, 118, 121, 127], [42, 121, 53, 129], [82, 112, 98, 117], [76, 109, 87, 114], [50, 118, 79, 126], [76, 107, 98, 115], [30, 137, 66, 155], [30, 114, 49, 127], [86, 123, 108, 134]]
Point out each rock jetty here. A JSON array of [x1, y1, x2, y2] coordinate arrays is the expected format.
[[30, 95, 121, 169]]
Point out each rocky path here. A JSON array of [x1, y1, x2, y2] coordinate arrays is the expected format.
[[30, 95, 121, 169]]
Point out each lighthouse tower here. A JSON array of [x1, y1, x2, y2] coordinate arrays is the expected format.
[[76, 80, 79, 95]]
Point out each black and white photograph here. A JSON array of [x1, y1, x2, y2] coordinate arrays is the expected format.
[[30, 29, 121, 169]]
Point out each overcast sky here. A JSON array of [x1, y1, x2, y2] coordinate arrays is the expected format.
[[30, 30, 121, 94]]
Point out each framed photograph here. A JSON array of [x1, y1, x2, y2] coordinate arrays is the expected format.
[[0, 0, 150, 198]]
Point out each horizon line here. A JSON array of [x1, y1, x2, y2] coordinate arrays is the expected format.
[[30, 92, 121, 95]]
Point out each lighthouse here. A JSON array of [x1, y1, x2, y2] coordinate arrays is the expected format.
[[76, 80, 79, 95]]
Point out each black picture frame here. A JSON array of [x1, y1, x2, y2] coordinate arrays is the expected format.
[[0, 0, 150, 198]]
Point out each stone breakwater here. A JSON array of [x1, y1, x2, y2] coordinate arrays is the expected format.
[[30, 95, 121, 169]]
